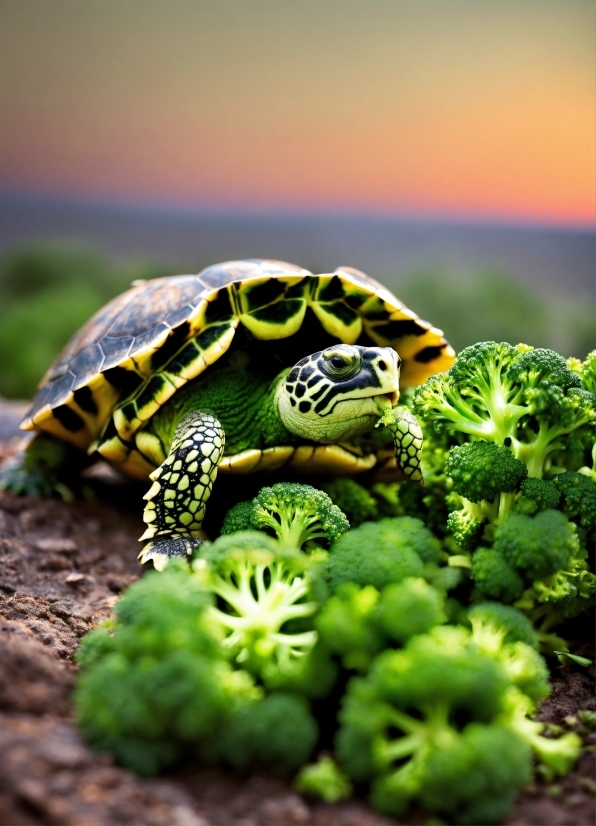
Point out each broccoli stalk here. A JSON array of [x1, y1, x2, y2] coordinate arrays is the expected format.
[[194, 532, 319, 678]]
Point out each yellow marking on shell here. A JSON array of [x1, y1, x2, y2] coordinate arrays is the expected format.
[[234, 275, 307, 340], [217, 449, 263, 473], [23, 398, 90, 450], [134, 431, 166, 466], [97, 433, 130, 464], [218, 446, 294, 474], [130, 327, 171, 376], [307, 275, 362, 343]]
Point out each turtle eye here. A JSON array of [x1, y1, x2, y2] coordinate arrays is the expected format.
[[321, 347, 361, 378]]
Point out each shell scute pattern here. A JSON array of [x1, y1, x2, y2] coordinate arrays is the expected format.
[[22, 259, 455, 466]]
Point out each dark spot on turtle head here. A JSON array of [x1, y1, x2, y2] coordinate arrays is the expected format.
[[288, 368, 299, 383], [290, 397, 296, 407], [295, 383, 306, 399], [299, 364, 315, 381], [53, 405, 85, 433], [299, 401, 311, 413], [73, 386, 98, 415]]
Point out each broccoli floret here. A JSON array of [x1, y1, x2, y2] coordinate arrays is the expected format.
[[223, 482, 350, 549], [75, 566, 260, 776], [446, 441, 528, 504], [555, 470, 596, 529], [204, 692, 318, 775], [220, 499, 255, 535], [467, 602, 538, 650], [467, 603, 549, 704], [194, 531, 319, 684], [336, 626, 532, 823], [446, 494, 485, 550], [315, 583, 385, 671], [316, 579, 446, 671], [377, 578, 446, 644], [494, 510, 578, 580], [319, 517, 442, 596], [569, 349, 596, 394], [414, 342, 596, 480], [470, 548, 524, 603], [515, 478, 561, 515], [295, 755, 352, 803], [321, 478, 379, 526]]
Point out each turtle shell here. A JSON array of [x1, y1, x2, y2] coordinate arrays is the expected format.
[[22, 259, 455, 474]]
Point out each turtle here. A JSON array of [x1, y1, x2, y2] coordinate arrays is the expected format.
[[9, 259, 455, 567]]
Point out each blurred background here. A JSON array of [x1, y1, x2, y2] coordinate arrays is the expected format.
[[0, 0, 594, 399]]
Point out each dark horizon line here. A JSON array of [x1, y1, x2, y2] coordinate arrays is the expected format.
[[1, 189, 594, 236]]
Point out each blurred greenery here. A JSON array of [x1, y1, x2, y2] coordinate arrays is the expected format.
[[0, 244, 593, 400], [395, 267, 594, 361]]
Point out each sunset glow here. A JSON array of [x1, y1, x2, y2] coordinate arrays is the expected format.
[[0, 0, 594, 225]]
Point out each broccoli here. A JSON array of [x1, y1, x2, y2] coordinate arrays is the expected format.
[[295, 756, 352, 803], [315, 577, 446, 672], [495, 510, 578, 580], [515, 478, 561, 515], [194, 531, 320, 685], [336, 626, 532, 824], [316, 516, 443, 597], [568, 349, 596, 394], [446, 497, 486, 551], [220, 482, 350, 549], [377, 577, 446, 644], [466, 603, 549, 704], [220, 499, 254, 535], [315, 583, 385, 671], [321, 478, 379, 526], [75, 565, 260, 776], [444, 442, 528, 542], [470, 511, 596, 647], [446, 441, 528, 506], [204, 692, 319, 774], [554, 470, 596, 529], [470, 547, 525, 603], [414, 342, 595, 480]]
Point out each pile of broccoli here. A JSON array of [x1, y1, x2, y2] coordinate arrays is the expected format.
[[74, 343, 595, 825]]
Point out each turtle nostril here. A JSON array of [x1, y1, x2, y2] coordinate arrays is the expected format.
[[378, 361, 388, 371]]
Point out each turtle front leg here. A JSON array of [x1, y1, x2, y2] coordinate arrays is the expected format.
[[138, 412, 225, 569], [379, 405, 424, 485]]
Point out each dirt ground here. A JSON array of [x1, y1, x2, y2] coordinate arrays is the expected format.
[[0, 409, 594, 826]]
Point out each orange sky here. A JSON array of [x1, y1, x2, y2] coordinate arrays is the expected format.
[[0, 0, 594, 224]]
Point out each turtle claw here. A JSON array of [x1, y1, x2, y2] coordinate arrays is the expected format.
[[138, 535, 204, 569]]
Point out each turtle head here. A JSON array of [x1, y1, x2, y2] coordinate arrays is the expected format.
[[276, 344, 400, 443]]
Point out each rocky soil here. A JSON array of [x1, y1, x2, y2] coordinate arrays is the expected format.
[[0, 409, 594, 826]]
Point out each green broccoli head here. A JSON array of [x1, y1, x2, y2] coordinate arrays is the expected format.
[[252, 482, 350, 549], [494, 510, 578, 580], [320, 516, 442, 595], [336, 626, 532, 823], [414, 341, 596, 480], [204, 692, 318, 775], [377, 578, 446, 644], [75, 566, 260, 776], [470, 548, 524, 603], [194, 532, 319, 683], [569, 349, 596, 394], [555, 470, 596, 529], [445, 441, 527, 503], [467, 602, 538, 650], [220, 499, 255, 535], [315, 583, 385, 671], [515, 478, 561, 515], [294, 756, 352, 803], [321, 478, 379, 526]]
